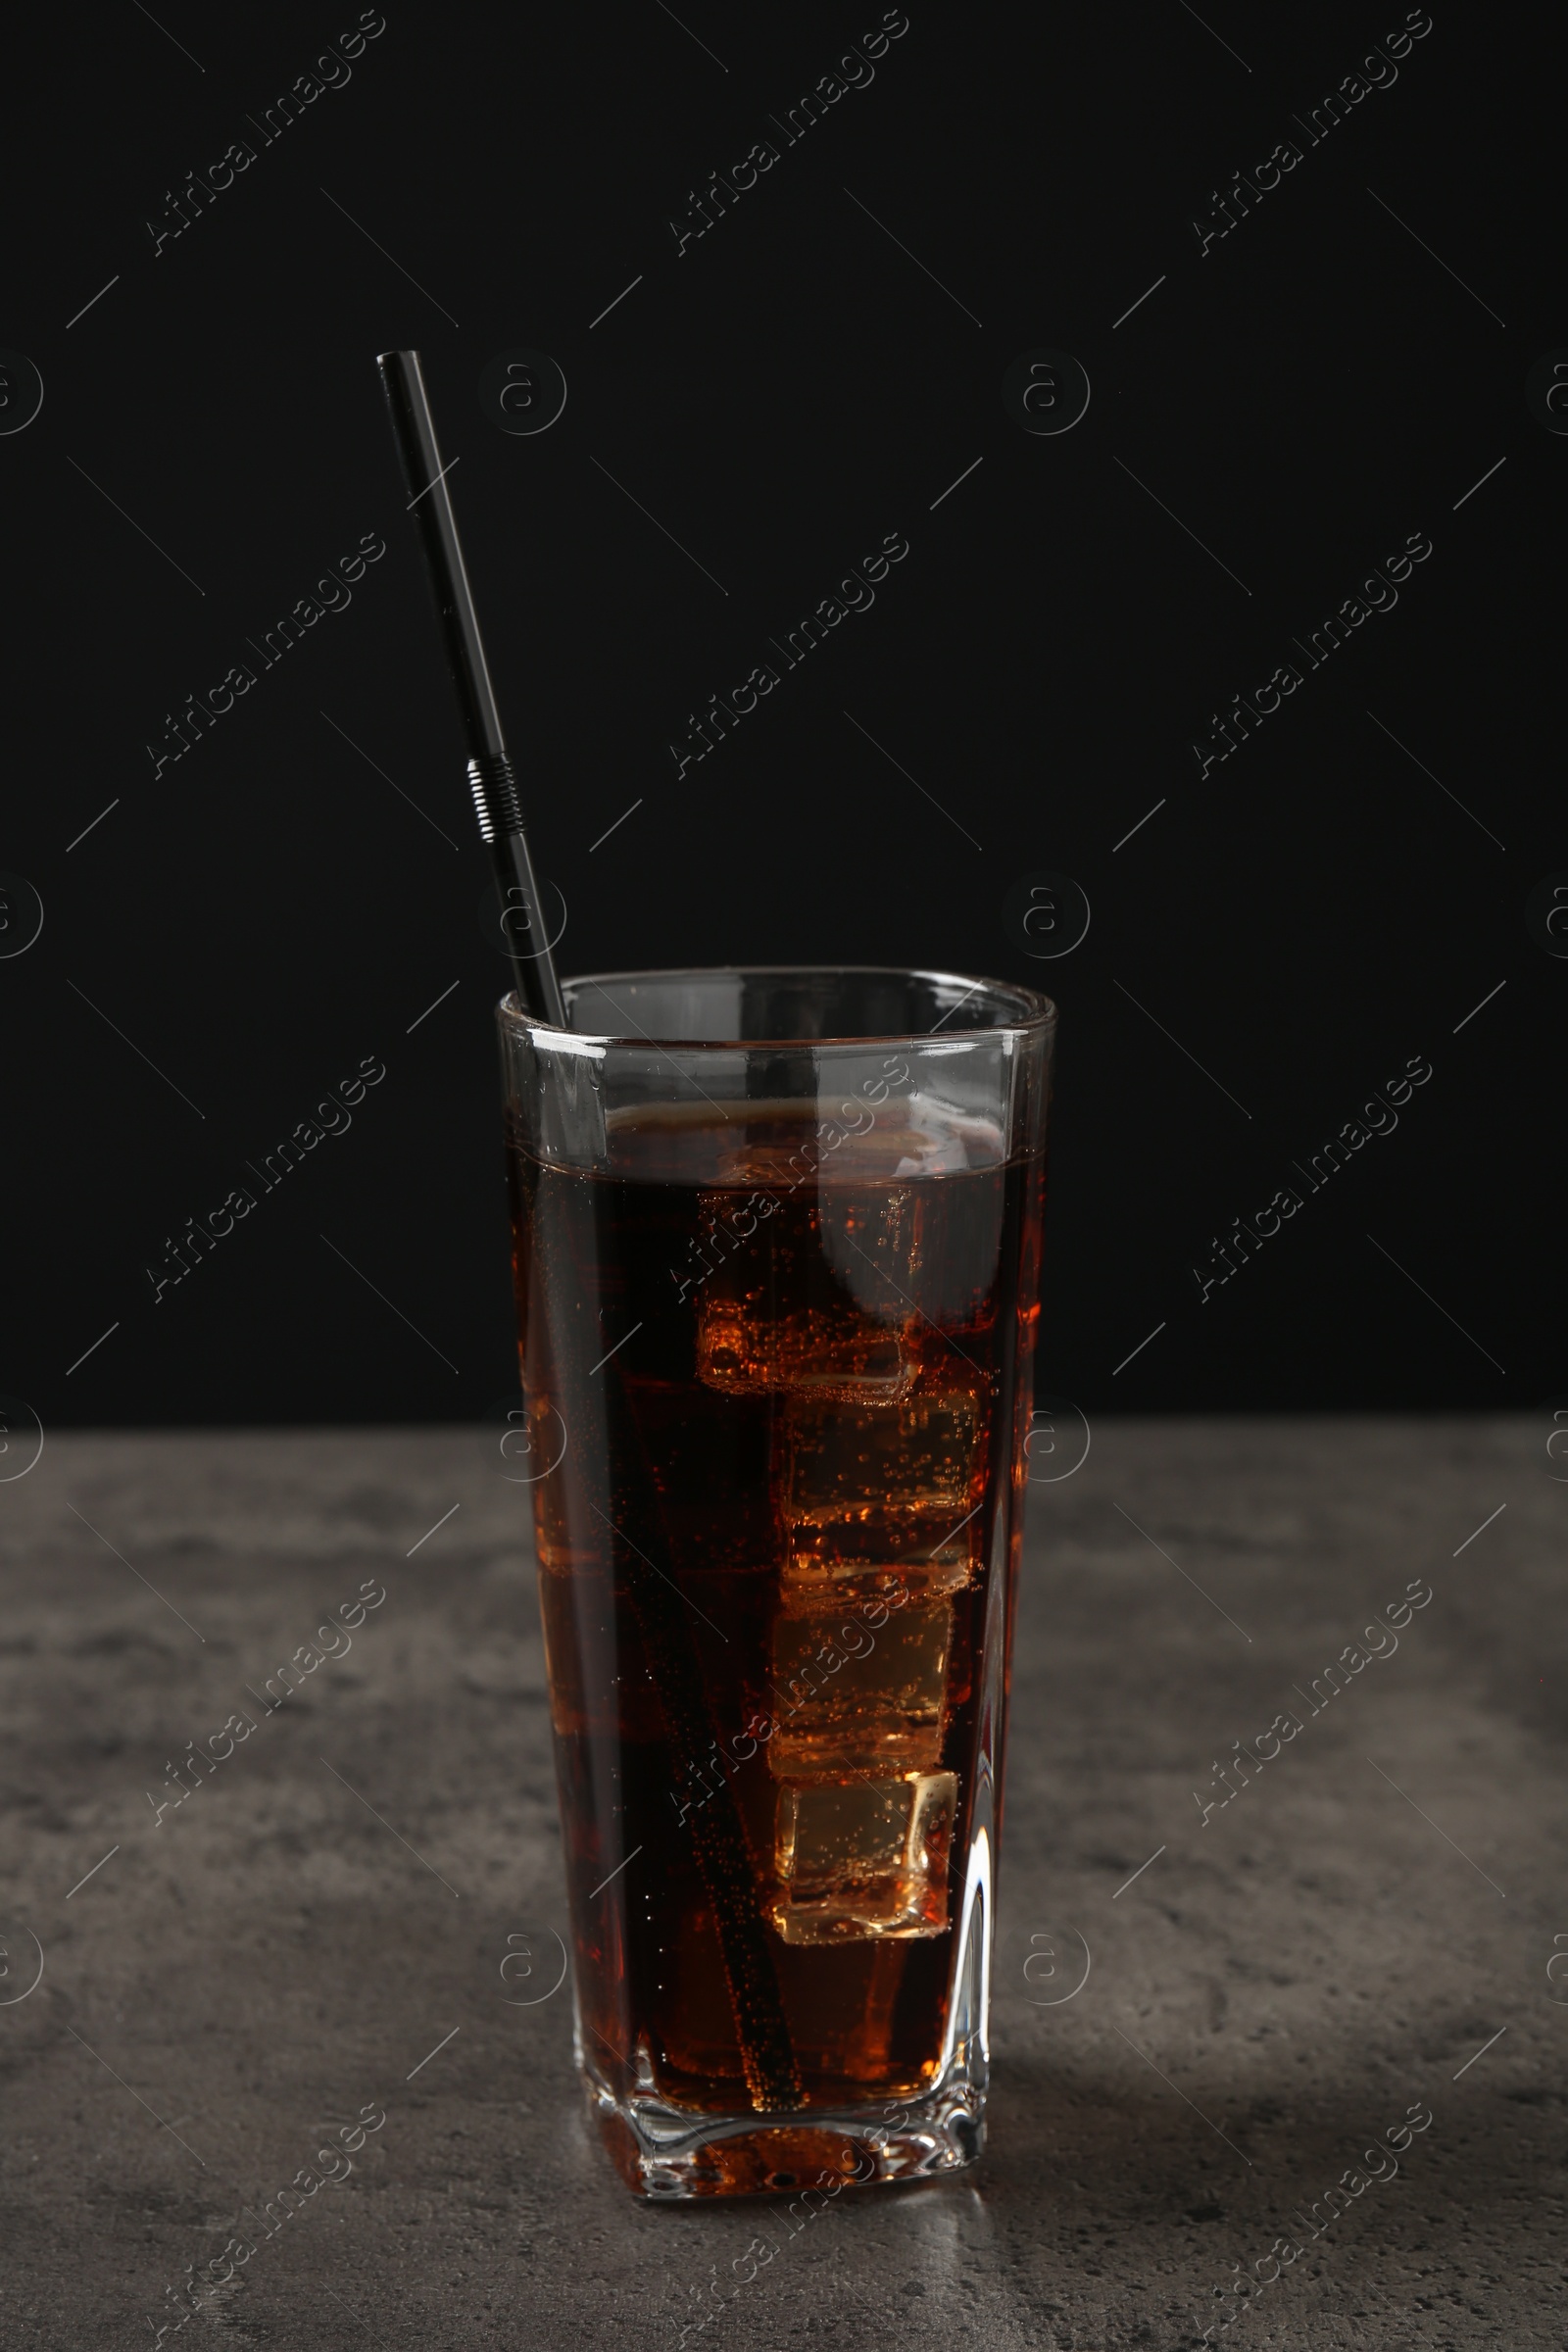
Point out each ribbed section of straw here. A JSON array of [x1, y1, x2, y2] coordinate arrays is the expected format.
[[466, 752, 524, 842]]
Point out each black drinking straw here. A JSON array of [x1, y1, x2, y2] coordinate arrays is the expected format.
[[376, 349, 564, 1029], [376, 351, 801, 2113]]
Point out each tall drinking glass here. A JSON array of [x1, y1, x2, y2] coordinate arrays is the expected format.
[[499, 969, 1055, 2197]]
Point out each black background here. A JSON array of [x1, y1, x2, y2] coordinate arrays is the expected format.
[[3, 0, 1556, 1428]]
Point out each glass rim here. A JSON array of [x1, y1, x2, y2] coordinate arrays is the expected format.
[[497, 964, 1058, 1051]]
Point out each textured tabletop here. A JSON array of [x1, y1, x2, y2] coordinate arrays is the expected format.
[[0, 1419, 1559, 2349]]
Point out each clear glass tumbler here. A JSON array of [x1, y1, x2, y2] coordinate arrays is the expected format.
[[498, 968, 1055, 2197]]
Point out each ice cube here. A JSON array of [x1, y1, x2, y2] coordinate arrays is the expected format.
[[690, 1183, 915, 1402], [771, 1771, 958, 1943], [768, 1599, 953, 1774], [781, 1393, 984, 1599], [814, 1187, 917, 1322], [696, 1298, 910, 1401]]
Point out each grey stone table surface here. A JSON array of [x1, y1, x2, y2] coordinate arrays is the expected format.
[[1, 1418, 1561, 2350]]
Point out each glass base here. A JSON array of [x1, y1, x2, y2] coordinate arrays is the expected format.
[[577, 1868, 991, 2199], [583, 2038, 987, 2200]]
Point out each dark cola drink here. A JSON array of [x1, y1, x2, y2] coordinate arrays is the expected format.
[[507, 1066, 1046, 2193]]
